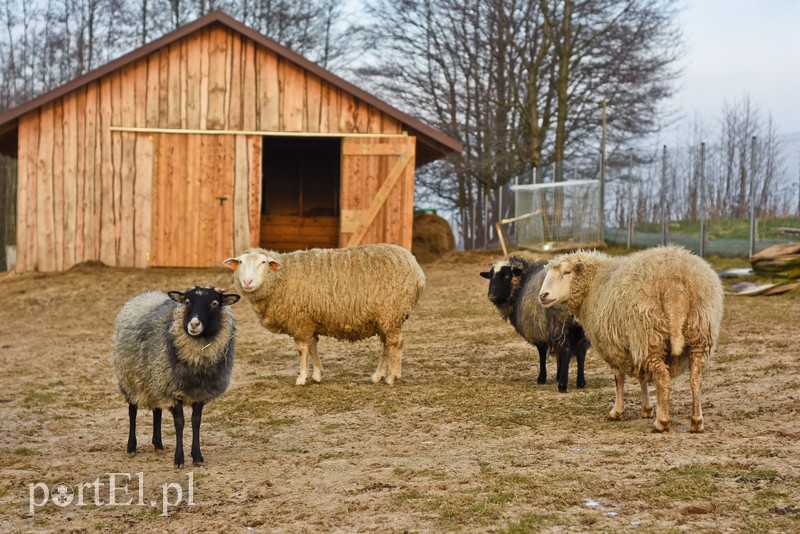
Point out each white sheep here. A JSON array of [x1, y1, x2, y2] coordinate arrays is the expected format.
[[538, 245, 724, 432], [223, 244, 425, 385]]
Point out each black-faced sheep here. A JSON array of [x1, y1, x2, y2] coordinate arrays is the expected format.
[[223, 244, 425, 385], [539, 245, 724, 432], [480, 256, 589, 392], [110, 287, 240, 467]]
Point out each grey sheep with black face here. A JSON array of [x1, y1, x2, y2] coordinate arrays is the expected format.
[[110, 286, 240, 468], [481, 256, 589, 392]]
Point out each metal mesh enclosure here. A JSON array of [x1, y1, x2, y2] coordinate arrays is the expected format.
[[511, 180, 603, 251]]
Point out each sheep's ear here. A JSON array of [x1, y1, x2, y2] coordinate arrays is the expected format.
[[167, 291, 185, 303], [222, 257, 240, 270], [222, 294, 241, 306], [479, 270, 492, 279], [268, 259, 283, 271]]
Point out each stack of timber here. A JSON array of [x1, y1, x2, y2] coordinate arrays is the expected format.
[[750, 243, 800, 279]]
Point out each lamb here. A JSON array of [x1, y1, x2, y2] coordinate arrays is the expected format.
[[480, 256, 589, 392], [538, 245, 724, 432], [110, 286, 241, 467], [223, 244, 425, 385]]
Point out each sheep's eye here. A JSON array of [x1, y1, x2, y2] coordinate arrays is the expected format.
[[211, 301, 219, 309], [563, 270, 572, 276], [261, 260, 267, 265]]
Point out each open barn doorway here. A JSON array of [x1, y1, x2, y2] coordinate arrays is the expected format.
[[260, 137, 341, 251]]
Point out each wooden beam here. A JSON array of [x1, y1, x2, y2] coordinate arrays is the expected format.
[[346, 148, 412, 247], [109, 126, 409, 138]]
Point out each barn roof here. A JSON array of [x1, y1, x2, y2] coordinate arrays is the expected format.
[[0, 10, 462, 162]]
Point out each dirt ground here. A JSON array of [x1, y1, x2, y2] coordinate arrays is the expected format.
[[0, 249, 798, 533]]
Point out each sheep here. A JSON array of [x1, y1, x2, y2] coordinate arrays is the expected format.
[[538, 245, 724, 432], [110, 286, 241, 467], [480, 256, 589, 391], [223, 244, 425, 386]]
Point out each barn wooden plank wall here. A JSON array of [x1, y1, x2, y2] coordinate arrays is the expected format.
[[15, 25, 406, 272]]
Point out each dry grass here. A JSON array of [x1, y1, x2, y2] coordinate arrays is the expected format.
[[0, 251, 799, 532]]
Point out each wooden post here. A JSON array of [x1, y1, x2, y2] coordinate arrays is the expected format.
[[699, 142, 706, 257]]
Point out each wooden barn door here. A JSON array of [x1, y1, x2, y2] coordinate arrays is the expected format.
[[150, 134, 235, 267], [340, 136, 416, 249]]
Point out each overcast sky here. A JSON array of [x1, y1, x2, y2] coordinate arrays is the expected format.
[[670, 0, 800, 134]]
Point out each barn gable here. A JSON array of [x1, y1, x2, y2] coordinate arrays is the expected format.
[[0, 12, 462, 272]]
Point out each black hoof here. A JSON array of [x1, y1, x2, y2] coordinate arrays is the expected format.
[[536, 376, 547, 385], [576, 381, 586, 389], [557, 384, 567, 393]]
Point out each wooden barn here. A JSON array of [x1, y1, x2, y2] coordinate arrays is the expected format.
[[0, 11, 462, 273]]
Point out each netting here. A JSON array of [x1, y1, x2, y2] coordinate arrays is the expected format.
[[509, 179, 603, 252]]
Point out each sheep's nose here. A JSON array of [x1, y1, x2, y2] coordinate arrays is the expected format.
[[243, 278, 254, 288], [189, 318, 201, 329], [539, 292, 549, 302]]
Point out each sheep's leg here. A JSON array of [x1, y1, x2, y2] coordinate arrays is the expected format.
[[651, 360, 672, 432], [170, 401, 185, 468], [575, 343, 587, 389], [152, 408, 164, 452], [190, 402, 205, 466], [126, 403, 138, 456], [384, 331, 404, 386], [555, 345, 570, 393], [688, 352, 704, 433], [638, 378, 653, 418], [608, 370, 626, 420], [371, 334, 390, 384], [295, 338, 310, 386], [535, 343, 548, 384], [309, 335, 323, 383]]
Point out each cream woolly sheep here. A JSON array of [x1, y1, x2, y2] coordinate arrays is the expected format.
[[223, 244, 425, 385], [538, 245, 724, 432], [110, 287, 240, 467]]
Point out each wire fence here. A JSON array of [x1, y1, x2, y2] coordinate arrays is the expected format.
[[604, 131, 800, 257]]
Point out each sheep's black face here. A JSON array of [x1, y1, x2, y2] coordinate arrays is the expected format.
[[168, 287, 241, 338], [480, 265, 519, 304]]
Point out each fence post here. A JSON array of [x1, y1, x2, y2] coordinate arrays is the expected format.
[[600, 96, 606, 243], [699, 142, 706, 257], [627, 151, 634, 249], [661, 145, 668, 246], [749, 136, 757, 258]]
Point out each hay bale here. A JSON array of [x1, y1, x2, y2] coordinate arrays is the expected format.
[[412, 211, 456, 262]]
